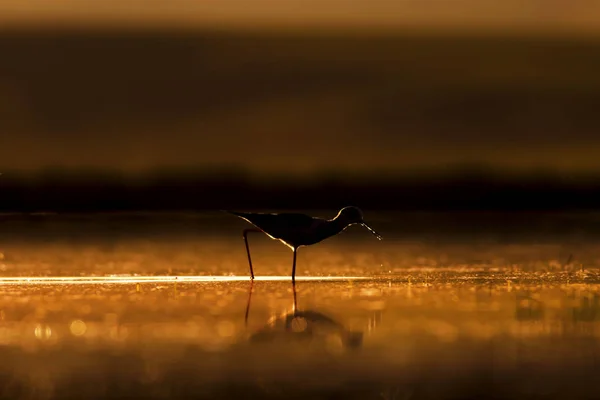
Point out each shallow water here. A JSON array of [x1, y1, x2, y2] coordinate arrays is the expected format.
[[1, 212, 600, 399]]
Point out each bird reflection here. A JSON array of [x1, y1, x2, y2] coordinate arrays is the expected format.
[[244, 282, 365, 350]]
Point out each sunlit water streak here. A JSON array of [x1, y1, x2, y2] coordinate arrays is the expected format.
[[0, 275, 370, 285]]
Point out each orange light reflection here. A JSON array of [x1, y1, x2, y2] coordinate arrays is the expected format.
[[0, 275, 369, 285]]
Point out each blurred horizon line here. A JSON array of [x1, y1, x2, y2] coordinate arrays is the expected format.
[[2, 22, 600, 41], [2, 1, 600, 40], [5, 163, 600, 182], [4, 164, 600, 212]]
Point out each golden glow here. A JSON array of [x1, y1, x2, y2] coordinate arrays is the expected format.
[[69, 320, 87, 336], [0, 275, 369, 285], [34, 324, 52, 340]]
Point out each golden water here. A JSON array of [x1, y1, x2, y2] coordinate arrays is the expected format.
[[1, 212, 599, 399]]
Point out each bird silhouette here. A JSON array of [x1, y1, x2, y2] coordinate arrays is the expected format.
[[227, 206, 382, 281]]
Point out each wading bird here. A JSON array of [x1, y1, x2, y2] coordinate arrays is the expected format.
[[227, 206, 382, 281]]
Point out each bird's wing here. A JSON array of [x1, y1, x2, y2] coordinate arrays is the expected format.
[[274, 213, 318, 229], [225, 211, 263, 228]]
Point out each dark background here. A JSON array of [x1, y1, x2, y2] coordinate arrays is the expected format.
[[2, 7, 600, 212]]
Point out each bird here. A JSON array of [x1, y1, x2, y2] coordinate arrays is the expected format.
[[226, 206, 382, 282]]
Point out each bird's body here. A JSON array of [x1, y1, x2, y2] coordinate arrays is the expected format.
[[227, 211, 348, 249], [227, 206, 382, 281]]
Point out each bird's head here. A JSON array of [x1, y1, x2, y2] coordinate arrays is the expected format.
[[336, 206, 382, 240], [337, 206, 364, 224]]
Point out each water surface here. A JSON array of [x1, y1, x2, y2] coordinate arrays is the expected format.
[[1, 212, 599, 399]]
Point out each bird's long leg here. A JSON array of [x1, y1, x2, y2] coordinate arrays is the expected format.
[[243, 229, 262, 280], [244, 280, 254, 327], [292, 281, 298, 315], [291, 247, 298, 283]]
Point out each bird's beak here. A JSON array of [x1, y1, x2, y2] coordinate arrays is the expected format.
[[361, 223, 383, 240]]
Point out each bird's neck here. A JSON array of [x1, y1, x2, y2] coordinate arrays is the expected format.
[[321, 217, 350, 239], [308, 217, 352, 245]]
